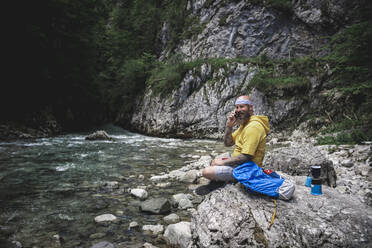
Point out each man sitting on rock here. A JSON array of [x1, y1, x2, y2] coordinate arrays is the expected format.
[[201, 95, 270, 183]]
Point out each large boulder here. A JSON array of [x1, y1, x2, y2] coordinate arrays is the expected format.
[[264, 143, 337, 187], [189, 181, 372, 247]]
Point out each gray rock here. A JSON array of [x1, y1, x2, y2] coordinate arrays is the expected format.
[[180, 170, 199, 183], [130, 188, 148, 200], [189, 183, 372, 247], [89, 233, 106, 239], [172, 193, 193, 209], [164, 221, 192, 248], [85, 130, 113, 141], [140, 198, 171, 214], [129, 221, 139, 229], [143, 242, 159, 248], [264, 144, 337, 187], [341, 159, 354, 168], [142, 224, 164, 235], [163, 213, 180, 224], [90, 241, 115, 248], [94, 214, 117, 223]]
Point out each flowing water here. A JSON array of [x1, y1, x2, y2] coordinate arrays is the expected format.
[[0, 125, 229, 248]]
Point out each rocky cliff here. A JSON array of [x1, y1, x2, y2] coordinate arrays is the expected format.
[[129, 0, 366, 139]]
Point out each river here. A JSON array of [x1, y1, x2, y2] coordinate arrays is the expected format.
[[0, 125, 229, 247]]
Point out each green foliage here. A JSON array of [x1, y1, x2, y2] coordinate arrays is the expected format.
[[324, 20, 372, 98], [248, 56, 317, 93], [317, 129, 372, 145]]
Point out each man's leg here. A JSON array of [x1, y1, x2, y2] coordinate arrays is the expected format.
[[202, 166, 216, 180], [202, 166, 235, 182]]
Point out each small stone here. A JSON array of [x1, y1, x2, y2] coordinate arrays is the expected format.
[[341, 160, 354, 168], [130, 188, 148, 200], [89, 233, 106, 239], [156, 182, 171, 188], [180, 170, 199, 183], [90, 241, 115, 248], [116, 210, 124, 216], [143, 242, 159, 248], [94, 214, 117, 223], [142, 224, 164, 235], [129, 221, 139, 229], [163, 213, 180, 224]]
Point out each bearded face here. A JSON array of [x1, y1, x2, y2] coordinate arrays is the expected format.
[[234, 104, 251, 123]]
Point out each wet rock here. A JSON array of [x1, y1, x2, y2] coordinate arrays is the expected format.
[[94, 214, 117, 223], [164, 221, 191, 248], [100, 181, 119, 191], [140, 198, 171, 214], [150, 174, 169, 182], [163, 213, 180, 224], [85, 130, 113, 141], [155, 182, 171, 188], [189, 182, 372, 247], [172, 193, 193, 209], [89, 233, 106, 239], [90, 241, 115, 248], [130, 188, 148, 200], [142, 224, 164, 235], [128, 221, 139, 230], [143, 243, 159, 248], [11, 241, 22, 248]]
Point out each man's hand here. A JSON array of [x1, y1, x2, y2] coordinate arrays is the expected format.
[[226, 111, 237, 128], [211, 157, 228, 166], [224, 111, 236, 147], [211, 154, 252, 167]]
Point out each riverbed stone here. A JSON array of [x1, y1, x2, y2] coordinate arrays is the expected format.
[[90, 241, 115, 248], [94, 214, 117, 223], [142, 224, 164, 235], [180, 170, 199, 183], [129, 221, 139, 229], [130, 188, 148, 200], [172, 193, 194, 209], [150, 174, 169, 182], [163, 213, 180, 224], [164, 221, 191, 248], [140, 198, 171, 214], [89, 233, 106, 239], [143, 243, 159, 248]]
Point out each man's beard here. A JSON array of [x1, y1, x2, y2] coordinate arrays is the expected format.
[[235, 111, 251, 123]]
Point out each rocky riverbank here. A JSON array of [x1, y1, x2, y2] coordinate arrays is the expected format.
[[84, 132, 371, 248]]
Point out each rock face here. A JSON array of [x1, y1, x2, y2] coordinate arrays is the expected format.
[[190, 182, 372, 248], [128, 0, 364, 138]]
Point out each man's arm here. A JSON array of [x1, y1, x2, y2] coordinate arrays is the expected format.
[[224, 125, 234, 147], [212, 154, 252, 167], [224, 112, 236, 147]]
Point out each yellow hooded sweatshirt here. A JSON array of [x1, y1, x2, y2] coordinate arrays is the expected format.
[[231, 115, 270, 166]]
